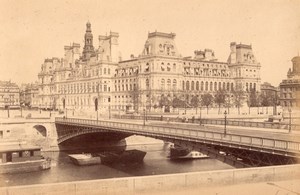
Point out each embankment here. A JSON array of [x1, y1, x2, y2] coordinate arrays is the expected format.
[[1, 164, 299, 195]]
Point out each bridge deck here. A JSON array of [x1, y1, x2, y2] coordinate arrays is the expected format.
[[55, 117, 300, 158], [147, 121, 300, 142]]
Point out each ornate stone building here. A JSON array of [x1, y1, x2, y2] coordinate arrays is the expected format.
[[37, 22, 261, 114], [38, 22, 119, 114], [113, 32, 261, 112], [0, 81, 20, 109], [279, 56, 300, 107]]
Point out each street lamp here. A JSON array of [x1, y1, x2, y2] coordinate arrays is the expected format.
[[143, 109, 146, 126], [288, 107, 292, 133], [64, 89, 67, 119], [145, 105, 148, 122], [20, 105, 23, 118], [224, 110, 227, 135], [199, 106, 202, 126], [96, 81, 100, 121]]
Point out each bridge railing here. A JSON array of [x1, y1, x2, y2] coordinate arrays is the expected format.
[[112, 114, 299, 130], [55, 117, 300, 154]]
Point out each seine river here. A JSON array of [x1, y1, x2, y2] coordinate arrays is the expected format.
[[0, 136, 233, 187]]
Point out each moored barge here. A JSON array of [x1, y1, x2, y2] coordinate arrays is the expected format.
[[0, 143, 51, 174]]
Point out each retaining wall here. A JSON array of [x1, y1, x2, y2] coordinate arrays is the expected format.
[[1, 164, 300, 195]]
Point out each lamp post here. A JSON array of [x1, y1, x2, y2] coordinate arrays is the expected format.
[[64, 89, 67, 119], [96, 81, 100, 121], [145, 105, 148, 122], [288, 107, 292, 133], [224, 110, 227, 135], [143, 109, 146, 126], [20, 105, 23, 118], [199, 106, 202, 126]]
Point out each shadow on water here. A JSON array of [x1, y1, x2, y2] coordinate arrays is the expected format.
[[0, 143, 233, 187]]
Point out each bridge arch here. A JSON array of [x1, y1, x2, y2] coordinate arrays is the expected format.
[[32, 125, 47, 137]]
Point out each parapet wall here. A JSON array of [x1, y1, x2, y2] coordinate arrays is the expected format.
[[1, 164, 300, 195]]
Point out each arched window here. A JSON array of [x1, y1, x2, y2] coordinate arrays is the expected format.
[[219, 82, 221, 90], [173, 63, 176, 71], [196, 81, 199, 91], [146, 79, 149, 88], [191, 81, 194, 90], [161, 79, 165, 89], [231, 83, 234, 91], [227, 82, 230, 91], [182, 81, 185, 90], [210, 82, 213, 91], [167, 79, 171, 90], [173, 79, 177, 90], [223, 82, 226, 90], [201, 81, 204, 91], [250, 83, 252, 90], [214, 82, 217, 91], [145, 63, 150, 72], [246, 83, 249, 91], [186, 81, 190, 90], [205, 81, 208, 91], [161, 62, 165, 71], [167, 63, 171, 71]]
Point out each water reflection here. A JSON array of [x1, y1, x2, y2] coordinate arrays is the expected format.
[[1, 143, 233, 187]]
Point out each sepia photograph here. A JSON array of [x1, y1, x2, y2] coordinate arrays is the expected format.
[[0, 0, 300, 194]]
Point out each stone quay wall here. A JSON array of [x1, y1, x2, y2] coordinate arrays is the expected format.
[[1, 164, 300, 195]]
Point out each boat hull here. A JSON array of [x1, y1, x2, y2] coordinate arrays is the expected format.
[[97, 149, 146, 165], [0, 159, 51, 174], [68, 154, 101, 166], [169, 147, 209, 160]]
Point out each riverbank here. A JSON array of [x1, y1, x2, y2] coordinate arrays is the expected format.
[[1, 164, 299, 195]]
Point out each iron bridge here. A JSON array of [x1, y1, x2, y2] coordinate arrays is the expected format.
[[55, 117, 300, 168]]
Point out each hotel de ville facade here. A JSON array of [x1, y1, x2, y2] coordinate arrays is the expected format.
[[37, 22, 261, 114]]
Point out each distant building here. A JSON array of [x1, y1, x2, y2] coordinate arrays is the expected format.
[[279, 56, 300, 107], [20, 83, 39, 108], [0, 81, 20, 109], [260, 82, 279, 114], [37, 22, 261, 113]]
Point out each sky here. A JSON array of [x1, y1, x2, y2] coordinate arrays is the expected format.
[[0, 0, 299, 86]]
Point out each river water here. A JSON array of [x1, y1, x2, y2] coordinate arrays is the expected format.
[[0, 136, 233, 187]]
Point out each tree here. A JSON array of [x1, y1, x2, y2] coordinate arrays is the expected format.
[[190, 95, 200, 114], [246, 89, 259, 115], [172, 96, 185, 108], [224, 93, 232, 114], [232, 86, 245, 115], [159, 94, 171, 112], [249, 89, 259, 107], [214, 89, 226, 114], [130, 85, 140, 113], [201, 93, 213, 114]]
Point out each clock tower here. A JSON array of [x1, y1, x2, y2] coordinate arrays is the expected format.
[[82, 21, 95, 61]]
